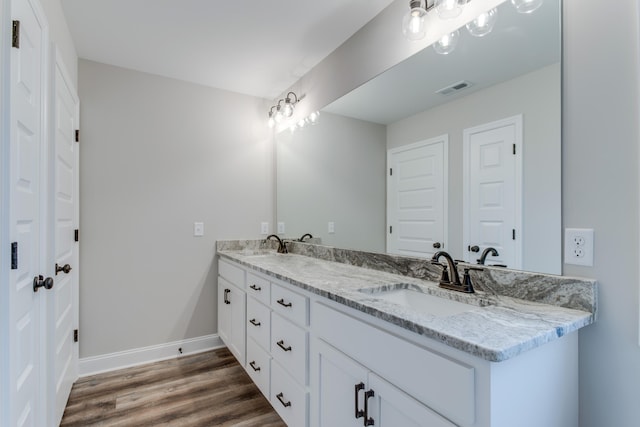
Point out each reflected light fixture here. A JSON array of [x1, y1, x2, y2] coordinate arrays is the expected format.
[[266, 92, 308, 128], [466, 7, 497, 37], [402, 0, 428, 41], [511, 0, 543, 14], [435, 0, 468, 20], [282, 92, 298, 118], [274, 99, 284, 123], [433, 29, 459, 54], [267, 106, 276, 128]]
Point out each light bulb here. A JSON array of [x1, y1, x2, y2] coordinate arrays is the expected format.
[[466, 8, 498, 37], [433, 30, 459, 55], [511, 0, 543, 14], [283, 100, 294, 118], [435, 0, 467, 20], [402, 0, 427, 41], [307, 111, 320, 124], [297, 118, 306, 128], [275, 104, 284, 123], [268, 116, 275, 128]]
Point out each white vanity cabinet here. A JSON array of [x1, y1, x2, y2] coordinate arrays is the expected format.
[[217, 259, 246, 365]]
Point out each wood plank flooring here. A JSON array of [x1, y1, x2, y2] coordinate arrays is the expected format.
[[60, 348, 286, 427]]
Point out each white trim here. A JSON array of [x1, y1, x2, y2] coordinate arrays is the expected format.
[[386, 135, 449, 256], [462, 114, 523, 268], [78, 334, 225, 377]]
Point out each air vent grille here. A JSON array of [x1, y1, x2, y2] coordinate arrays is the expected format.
[[435, 80, 473, 96]]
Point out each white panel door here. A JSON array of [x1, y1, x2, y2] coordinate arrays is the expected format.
[[8, 0, 48, 425], [387, 136, 448, 258], [463, 115, 522, 269], [48, 50, 79, 426]]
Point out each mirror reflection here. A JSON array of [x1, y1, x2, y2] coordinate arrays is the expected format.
[[277, 0, 561, 274]]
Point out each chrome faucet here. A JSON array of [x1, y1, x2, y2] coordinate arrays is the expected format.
[[431, 251, 477, 293], [477, 247, 499, 265], [266, 234, 288, 254]]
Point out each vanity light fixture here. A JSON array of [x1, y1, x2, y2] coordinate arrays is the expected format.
[[433, 29, 460, 54], [402, 0, 429, 41], [466, 7, 498, 37], [435, 0, 468, 20], [282, 92, 298, 118], [267, 106, 276, 128], [274, 99, 285, 123], [267, 92, 302, 127]]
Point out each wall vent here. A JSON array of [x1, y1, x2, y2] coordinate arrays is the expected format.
[[435, 80, 473, 96]]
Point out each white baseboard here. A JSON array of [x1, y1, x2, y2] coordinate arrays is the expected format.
[[79, 334, 224, 377]]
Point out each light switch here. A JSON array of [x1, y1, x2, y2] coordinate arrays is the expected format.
[[261, 222, 269, 235], [194, 222, 204, 237], [278, 222, 285, 234], [328, 221, 335, 234]]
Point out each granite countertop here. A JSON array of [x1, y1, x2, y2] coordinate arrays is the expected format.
[[218, 249, 595, 362]]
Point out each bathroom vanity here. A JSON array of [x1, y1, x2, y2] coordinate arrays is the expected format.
[[217, 241, 596, 427]]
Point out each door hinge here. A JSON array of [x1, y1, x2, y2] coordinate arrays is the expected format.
[[389, 168, 393, 176], [512, 229, 516, 240], [513, 144, 516, 155], [74, 229, 79, 242], [75, 129, 80, 142], [12, 21, 20, 48], [389, 226, 393, 234], [11, 242, 18, 269], [74, 329, 79, 342]]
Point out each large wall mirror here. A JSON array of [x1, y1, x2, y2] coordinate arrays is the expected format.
[[277, 0, 561, 275]]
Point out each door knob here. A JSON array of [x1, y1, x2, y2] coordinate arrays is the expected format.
[[33, 275, 54, 292], [469, 245, 480, 253], [433, 242, 442, 249], [55, 263, 72, 275]]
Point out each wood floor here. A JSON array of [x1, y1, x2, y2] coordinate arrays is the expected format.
[[60, 348, 286, 427]]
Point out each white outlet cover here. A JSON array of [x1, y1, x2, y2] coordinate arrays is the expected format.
[[328, 221, 335, 234], [564, 228, 594, 266], [277, 222, 285, 234], [260, 222, 269, 235], [194, 222, 204, 237]]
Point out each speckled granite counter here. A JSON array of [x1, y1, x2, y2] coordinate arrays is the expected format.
[[217, 243, 596, 362]]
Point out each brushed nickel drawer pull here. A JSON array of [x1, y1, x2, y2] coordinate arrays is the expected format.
[[250, 284, 262, 291], [276, 340, 292, 352], [249, 361, 261, 372], [277, 298, 292, 308], [276, 392, 292, 408], [249, 318, 261, 327]]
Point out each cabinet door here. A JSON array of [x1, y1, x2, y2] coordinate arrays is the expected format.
[[315, 339, 369, 427], [218, 277, 246, 365], [368, 373, 456, 427]]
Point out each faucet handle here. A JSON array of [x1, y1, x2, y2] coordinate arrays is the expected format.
[[430, 261, 450, 284], [461, 267, 483, 293]]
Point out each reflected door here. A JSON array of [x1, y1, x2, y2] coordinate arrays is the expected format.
[[387, 136, 447, 258], [463, 115, 522, 268]]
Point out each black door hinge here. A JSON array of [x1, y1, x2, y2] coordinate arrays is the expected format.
[[513, 144, 516, 155], [389, 226, 393, 234], [11, 242, 18, 269], [512, 229, 516, 240], [12, 21, 20, 48], [389, 168, 393, 176], [75, 130, 79, 142], [74, 329, 79, 342], [74, 229, 79, 242]]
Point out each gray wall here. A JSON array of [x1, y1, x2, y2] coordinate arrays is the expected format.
[[276, 112, 386, 251], [78, 59, 272, 357], [387, 64, 561, 273], [283, 0, 640, 425]]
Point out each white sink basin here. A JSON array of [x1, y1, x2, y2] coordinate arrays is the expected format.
[[365, 288, 476, 317]]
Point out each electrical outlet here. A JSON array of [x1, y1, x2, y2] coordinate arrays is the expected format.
[[564, 228, 594, 266], [328, 221, 335, 234], [260, 222, 269, 235], [278, 222, 285, 234]]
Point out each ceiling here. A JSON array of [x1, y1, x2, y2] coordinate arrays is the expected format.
[[323, 0, 561, 124], [60, 0, 394, 100]]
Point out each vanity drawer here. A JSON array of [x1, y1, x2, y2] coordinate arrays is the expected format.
[[246, 338, 271, 399], [271, 282, 308, 326], [271, 358, 308, 427], [247, 297, 271, 351], [271, 312, 308, 385], [247, 272, 270, 305], [218, 259, 245, 289]]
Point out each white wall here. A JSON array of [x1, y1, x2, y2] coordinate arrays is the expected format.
[[78, 59, 272, 358], [285, 0, 640, 425], [387, 64, 561, 273], [276, 112, 386, 251]]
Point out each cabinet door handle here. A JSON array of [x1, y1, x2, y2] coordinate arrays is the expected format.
[[249, 318, 261, 327], [276, 298, 292, 308], [276, 392, 292, 408], [224, 289, 231, 304], [250, 284, 261, 291], [276, 340, 292, 352], [364, 389, 375, 426], [249, 361, 261, 372], [354, 382, 365, 419]]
